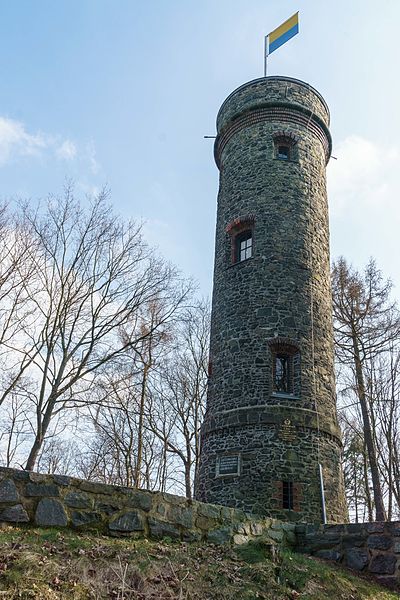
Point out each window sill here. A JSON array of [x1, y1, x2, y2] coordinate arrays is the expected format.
[[273, 158, 298, 164], [227, 256, 254, 269], [271, 392, 300, 400]]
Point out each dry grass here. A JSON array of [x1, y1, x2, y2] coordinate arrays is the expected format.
[[0, 526, 397, 599]]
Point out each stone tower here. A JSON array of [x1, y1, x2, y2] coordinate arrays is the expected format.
[[196, 76, 347, 523]]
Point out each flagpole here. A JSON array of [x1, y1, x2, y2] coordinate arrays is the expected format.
[[264, 36, 268, 77]]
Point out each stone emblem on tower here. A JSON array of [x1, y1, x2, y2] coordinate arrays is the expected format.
[[195, 76, 348, 523]]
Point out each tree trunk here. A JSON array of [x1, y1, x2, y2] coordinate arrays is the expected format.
[[353, 340, 386, 521]]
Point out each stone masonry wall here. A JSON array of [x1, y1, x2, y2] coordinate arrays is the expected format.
[[0, 467, 295, 548], [296, 521, 400, 589], [196, 76, 347, 522], [1, 467, 399, 589]]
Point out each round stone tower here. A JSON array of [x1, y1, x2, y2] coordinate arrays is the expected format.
[[195, 76, 347, 523]]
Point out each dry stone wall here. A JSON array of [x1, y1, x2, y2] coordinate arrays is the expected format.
[[296, 521, 400, 589], [0, 467, 295, 547], [1, 467, 400, 589]]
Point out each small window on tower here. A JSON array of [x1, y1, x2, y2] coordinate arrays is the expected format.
[[273, 134, 298, 162], [268, 339, 301, 397], [225, 217, 255, 266], [235, 230, 252, 263], [277, 145, 290, 160], [274, 354, 291, 393], [282, 481, 294, 509]]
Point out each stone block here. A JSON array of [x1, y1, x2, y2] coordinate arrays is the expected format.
[[374, 575, 399, 589], [369, 553, 397, 575], [148, 517, 181, 539], [26, 483, 60, 497], [233, 534, 248, 545], [347, 523, 365, 534], [197, 503, 221, 520], [95, 501, 119, 515], [182, 530, 202, 542], [268, 529, 284, 542], [307, 535, 341, 549], [124, 490, 153, 512], [235, 522, 251, 535], [11, 471, 30, 482], [341, 534, 366, 549], [220, 506, 235, 520], [162, 493, 187, 506], [195, 515, 219, 530], [109, 511, 145, 532], [346, 548, 369, 571], [367, 535, 392, 550], [322, 524, 345, 535], [250, 522, 264, 536], [315, 550, 341, 561], [0, 479, 19, 503], [387, 522, 400, 536], [366, 522, 385, 533], [156, 502, 166, 516], [207, 527, 232, 545], [167, 506, 194, 529], [393, 540, 400, 554], [35, 499, 68, 527], [28, 472, 47, 483], [80, 481, 113, 495], [53, 475, 70, 486], [0, 504, 29, 523], [64, 491, 92, 509], [71, 510, 101, 527]]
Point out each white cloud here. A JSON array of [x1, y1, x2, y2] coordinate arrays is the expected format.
[[0, 116, 99, 174], [86, 141, 100, 174], [328, 135, 400, 216], [56, 139, 77, 161], [0, 117, 48, 165], [328, 134, 400, 298]]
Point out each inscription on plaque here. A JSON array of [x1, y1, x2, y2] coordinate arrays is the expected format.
[[216, 454, 240, 476], [279, 419, 297, 442]]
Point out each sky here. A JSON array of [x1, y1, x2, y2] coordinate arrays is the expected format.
[[0, 0, 399, 300]]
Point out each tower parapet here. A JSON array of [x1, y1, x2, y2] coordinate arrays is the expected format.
[[196, 76, 347, 523]]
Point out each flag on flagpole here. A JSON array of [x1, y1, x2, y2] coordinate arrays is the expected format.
[[266, 12, 299, 56]]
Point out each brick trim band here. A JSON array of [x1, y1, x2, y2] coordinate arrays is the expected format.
[[214, 104, 331, 168]]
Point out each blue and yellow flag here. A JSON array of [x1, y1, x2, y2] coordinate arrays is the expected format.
[[267, 12, 299, 55]]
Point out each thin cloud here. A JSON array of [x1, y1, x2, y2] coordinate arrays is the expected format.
[[0, 117, 47, 165], [56, 139, 77, 161], [0, 116, 99, 173], [328, 135, 400, 217]]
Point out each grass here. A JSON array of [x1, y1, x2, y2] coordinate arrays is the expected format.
[[0, 526, 397, 599]]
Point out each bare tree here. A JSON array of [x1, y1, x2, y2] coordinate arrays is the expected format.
[[147, 301, 210, 498], [0, 202, 41, 407], [0, 186, 191, 470], [332, 257, 400, 521]]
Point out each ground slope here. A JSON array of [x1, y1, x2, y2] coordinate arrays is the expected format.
[[0, 526, 397, 599]]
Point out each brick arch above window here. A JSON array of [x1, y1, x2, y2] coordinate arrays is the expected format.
[[225, 215, 255, 234], [272, 131, 299, 161], [226, 216, 255, 264], [272, 130, 300, 144], [266, 337, 300, 354]]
